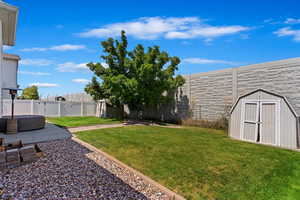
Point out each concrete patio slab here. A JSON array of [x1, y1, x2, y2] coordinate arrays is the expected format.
[[0, 123, 71, 144], [67, 121, 181, 133], [67, 123, 125, 133]]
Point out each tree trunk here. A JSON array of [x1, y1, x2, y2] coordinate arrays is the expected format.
[[119, 104, 125, 120]]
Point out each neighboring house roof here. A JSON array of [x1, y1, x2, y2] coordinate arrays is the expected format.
[[230, 88, 298, 117], [0, 1, 18, 46], [3, 53, 20, 61]]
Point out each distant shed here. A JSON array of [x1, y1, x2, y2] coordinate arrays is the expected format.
[[229, 89, 299, 149]]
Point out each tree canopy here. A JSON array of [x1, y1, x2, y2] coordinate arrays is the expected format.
[[85, 31, 185, 113], [19, 85, 39, 100]]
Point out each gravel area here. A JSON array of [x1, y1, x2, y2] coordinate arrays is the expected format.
[[0, 139, 169, 200]]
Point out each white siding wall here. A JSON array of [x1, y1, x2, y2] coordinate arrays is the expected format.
[[2, 54, 18, 99]]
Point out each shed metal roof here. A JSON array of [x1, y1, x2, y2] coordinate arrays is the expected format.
[[230, 89, 298, 117]]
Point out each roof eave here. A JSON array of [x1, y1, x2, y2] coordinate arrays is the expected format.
[[0, 1, 18, 46]]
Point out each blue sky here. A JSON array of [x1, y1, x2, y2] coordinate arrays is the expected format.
[[4, 0, 300, 97]]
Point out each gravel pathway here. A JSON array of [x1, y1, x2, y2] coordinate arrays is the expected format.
[[0, 139, 169, 200]]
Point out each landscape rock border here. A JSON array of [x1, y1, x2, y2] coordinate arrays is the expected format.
[[72, 136, 186, 200]]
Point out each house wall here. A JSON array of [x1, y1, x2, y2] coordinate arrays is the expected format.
[[179, 57, 300, 120], [2, 53, 19, 99]]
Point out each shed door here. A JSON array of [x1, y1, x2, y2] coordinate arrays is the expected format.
[[243, 102, 259, 142], [260, 102, 277, 145]]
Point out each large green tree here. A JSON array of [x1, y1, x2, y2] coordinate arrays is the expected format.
[[19, 85, 39, 100], [85, 31, 185, 117]]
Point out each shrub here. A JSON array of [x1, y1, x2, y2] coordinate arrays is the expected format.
[[181, 117, 228, 131]]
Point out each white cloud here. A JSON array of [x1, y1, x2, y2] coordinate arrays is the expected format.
[[72, 78, 90, 84], [284, 18, 300, 24], [20, 59, 53, 66], [274, 27, 300, 42], [29, 82, 59, 87], [19, 71, 51, 76], [263, 18, 280, 25], [57, 62, 89, 72], [183, 57, 236, 65], [165, 25, 249, 39], [78, 17, 249, 41], [21, 47, 47, 52], [21, 44, 86, 52], [101, 62, 109, 68], [3, 45, 12, 50], [49, 44, 86, 51]]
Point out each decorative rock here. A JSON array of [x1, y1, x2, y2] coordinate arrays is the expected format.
[[0, 163, 6, 170], [0, 138, 5, 152], [0, 139, 169, 199], [0, 146, 5, 152], [20, 145, 38, 163], [6, 149, 20, 168], [5, 140, 22, 150], [6, 161, 20, 168], [6, 119, 18, 134], [0, 152, 5, 163], [6, 150, 17, 159], [19, 145, 35, 155]]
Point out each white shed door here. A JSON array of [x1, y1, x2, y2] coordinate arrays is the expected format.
[[243, 102, 259, 142], [260, 103, 276, 145]]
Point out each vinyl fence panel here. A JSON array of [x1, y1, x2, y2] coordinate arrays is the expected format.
[[2, 100, 99, 117]]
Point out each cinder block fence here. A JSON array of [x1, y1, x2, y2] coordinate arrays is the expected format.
[[178, 57, 300, 121]]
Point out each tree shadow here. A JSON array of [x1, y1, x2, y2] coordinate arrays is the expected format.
[[125, 88, 190, 123]]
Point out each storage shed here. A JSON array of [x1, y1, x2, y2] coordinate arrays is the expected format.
[[229, 89, 299, 149]]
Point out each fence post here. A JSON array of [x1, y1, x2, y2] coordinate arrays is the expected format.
[[58, 101, 61, 117], [30, 100, 34, 115], [98, 100, 107, 118], [103, 101, 107, 118], [95, 101, 100, 117], [43, 102, 46, 116], [81, 101, 84, 116]]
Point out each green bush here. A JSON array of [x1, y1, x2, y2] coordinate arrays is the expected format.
[[181, 117, 228, 131]]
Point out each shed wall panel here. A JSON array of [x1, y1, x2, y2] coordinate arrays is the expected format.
[[230, 101, 241, 139], [244, 123, 257, 141], [280, 100, 297, 149], [260, 103, 276, 145]]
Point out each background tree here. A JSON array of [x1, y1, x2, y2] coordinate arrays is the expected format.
[[19, 85, 39, 100], [85, 31, 185, 118]]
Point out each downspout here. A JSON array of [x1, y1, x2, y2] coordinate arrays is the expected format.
[[0, 20, 3, 118]]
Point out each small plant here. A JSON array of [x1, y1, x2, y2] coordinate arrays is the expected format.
[[181, 117, 228, 131]]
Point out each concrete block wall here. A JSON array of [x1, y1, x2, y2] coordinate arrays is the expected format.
[[179, 57, 300, 121]]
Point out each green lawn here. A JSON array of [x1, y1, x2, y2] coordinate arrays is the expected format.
[[76, 126, 300, 200], [47, 116, 121, 127]]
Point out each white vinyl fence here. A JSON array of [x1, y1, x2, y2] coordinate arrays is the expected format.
[[2, 99, 107, 117]]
